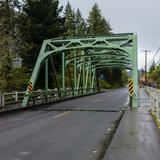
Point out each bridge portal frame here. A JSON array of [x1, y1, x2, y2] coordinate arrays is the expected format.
[[22, 33, 138, 108]]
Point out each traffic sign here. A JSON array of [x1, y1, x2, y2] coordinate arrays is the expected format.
[[128, 79, 134, 95], [27, 82, 33, 94]]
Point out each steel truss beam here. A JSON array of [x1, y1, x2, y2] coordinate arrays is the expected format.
[[22, 33, 138, 108]]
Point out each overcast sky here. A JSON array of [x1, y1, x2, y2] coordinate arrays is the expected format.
[[59, 0, 160, 69]]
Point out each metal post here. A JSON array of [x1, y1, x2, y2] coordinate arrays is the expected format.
[[91, 70, 95, 89], [0, 92, 1, 107], [15, 91, 18, 102], [77, 65, 82, 92], [131, 34, 139, 108], [62, 51, 65, 97], [96, 70, 100, 92], [85, 66, 89, 91], [83, 63, 85, 93], [2, 93, 5, 107], [67, 63, 74, 96], [74, 52, 77, 95], [158, 97, 160, 119], [45, 59, 48, 102], [89, 61, 92, 92], [82, 51, 85, 93]]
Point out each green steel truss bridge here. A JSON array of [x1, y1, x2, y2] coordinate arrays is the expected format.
[[22, 33, 138, 108]]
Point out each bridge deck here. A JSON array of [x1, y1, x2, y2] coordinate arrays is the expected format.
[[0, 88, 128, 160]]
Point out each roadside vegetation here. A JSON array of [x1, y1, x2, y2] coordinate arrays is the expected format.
[[0, 0, 128, 92], [140, 61, 160, 88]]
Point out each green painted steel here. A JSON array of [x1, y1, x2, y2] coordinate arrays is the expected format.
[[45, 59, 48, 101], [22, 33, 138, 108], [74, 52, 77, 95]]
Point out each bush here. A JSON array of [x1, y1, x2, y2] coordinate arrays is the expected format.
[[99, 80, 112, 89]]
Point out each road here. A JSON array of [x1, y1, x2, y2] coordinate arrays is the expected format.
[[0, 88, 129, 160]]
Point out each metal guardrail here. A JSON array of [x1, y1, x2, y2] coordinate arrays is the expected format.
[[0, 88, 97, 108], [0, 91, 25, 107], [145, 86, 160, 125]]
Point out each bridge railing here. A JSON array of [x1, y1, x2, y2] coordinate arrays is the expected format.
[[0, 88, 97, 108], [145, 86, 160, 124]]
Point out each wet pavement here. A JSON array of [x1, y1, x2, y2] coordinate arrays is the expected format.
[[104, 88, 160, 160], [0, 88, 128, 160]]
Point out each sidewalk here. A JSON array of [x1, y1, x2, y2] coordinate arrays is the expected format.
[[104, 88, 160, 160]]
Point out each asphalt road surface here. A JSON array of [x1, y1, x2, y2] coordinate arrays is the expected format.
[[0, 87, 129, 160]]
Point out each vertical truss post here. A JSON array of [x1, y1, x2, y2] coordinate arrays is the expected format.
[[74, 52, 77, 95], [91, 69, 96, 89], [45, 59, 48, 102], [85, 66, 89, 91], [77, 65, 82, 92], [67, 63, 74, 96], [82, 51, 85, 94], [89, 60, 92, 92], [131, 34, 139, 108], [62, 51, 65, 97], [96, 70, 100, 92]]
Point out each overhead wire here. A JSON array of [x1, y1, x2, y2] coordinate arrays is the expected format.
[[155, 57, 160, 66], [147, 47, 160, 67]]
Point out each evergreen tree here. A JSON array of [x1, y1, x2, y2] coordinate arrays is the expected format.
[[75, 9, 87, 35], [0, 0, 17, 57], [64, 1, 76, 36], [17, 0, 65, 67], [87, 3, 112, 35], [101, 17, 112, 34], [0, 0, 20, 92], [0, 53, 14, 92]]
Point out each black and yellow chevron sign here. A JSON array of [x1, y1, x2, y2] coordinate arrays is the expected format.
[[27, 82, 33, 94], [128, 79, 134, 95]]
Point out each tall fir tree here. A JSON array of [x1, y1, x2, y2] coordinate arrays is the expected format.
[[0, 0, 19, 92], [17, 0, 65, 67], [64, 1, 76, 36], [75, 9, 87, 35], [87, 3, 112, 35]]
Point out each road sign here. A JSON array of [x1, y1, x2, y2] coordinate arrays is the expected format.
[[128, 79, 134, 95], [27, 82, 33, 94]]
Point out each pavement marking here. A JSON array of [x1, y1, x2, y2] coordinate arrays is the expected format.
[[92, 150, 97, 153], [20, 151, 32, 156], [93, 99, 100, 103], [13, 118, 23, 121], [54, 111, 71, 119]]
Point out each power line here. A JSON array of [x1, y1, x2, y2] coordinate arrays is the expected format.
[[155, 56, 160, 66], [147, 47, 160, 67]]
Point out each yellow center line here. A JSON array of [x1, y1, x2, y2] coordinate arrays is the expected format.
[[54, 111, 71, 119]]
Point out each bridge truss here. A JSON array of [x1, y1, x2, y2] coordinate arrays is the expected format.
[[22, 33, 138, 108]]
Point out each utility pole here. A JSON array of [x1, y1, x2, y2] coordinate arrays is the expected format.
[[142, 50, 151, 85]]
